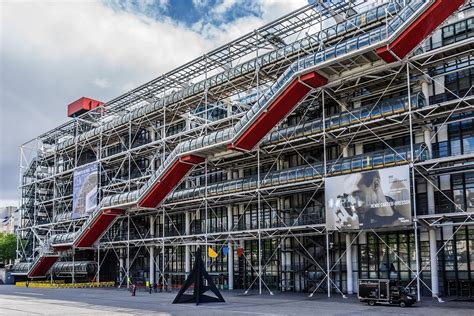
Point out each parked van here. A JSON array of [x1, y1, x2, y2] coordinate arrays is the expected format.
[[358, 279, 416, 307]]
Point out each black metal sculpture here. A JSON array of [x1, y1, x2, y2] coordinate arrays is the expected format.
[[172, 248, 225, 305]]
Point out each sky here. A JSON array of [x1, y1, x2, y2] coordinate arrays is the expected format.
[[0, 0, 309, 208]]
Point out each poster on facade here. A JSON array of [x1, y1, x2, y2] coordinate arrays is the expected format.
[[72, 163, 98, 219], [325, 165, 412, 230]]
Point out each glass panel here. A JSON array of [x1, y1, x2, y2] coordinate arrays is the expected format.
[[373, 154, 383, 166]]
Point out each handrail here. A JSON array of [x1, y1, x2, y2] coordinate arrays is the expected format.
[[266, 93, 426, 144], [168, 143, 427, 203]]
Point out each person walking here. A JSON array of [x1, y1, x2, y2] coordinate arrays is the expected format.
[[130, 283, 136, 296]]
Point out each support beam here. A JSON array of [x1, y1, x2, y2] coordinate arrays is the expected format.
[[421, 78, 430, 105], [423, 128, 433, 157], [345, 233, 353, 295], [429, 229, 439, 297], [97, 244, 100, 284], [185, 211, 191, 275], [227, 205, 234, 290], [424, 128, 436, 215], [127, 214, 130, 288], [342, 145, 349, 158], [149, 215, 155, 285], [119, 248, 124, 286], [408, 62, 421, 302], [326, 231, 331, 298]]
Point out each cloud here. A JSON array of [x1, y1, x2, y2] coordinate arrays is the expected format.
[[0, 0, 307, 206], [94, 78, 111, 89], [212, 0, 237, 16], [192, 0, 209, 9]]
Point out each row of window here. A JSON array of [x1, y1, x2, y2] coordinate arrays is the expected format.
[[112, 228, 474, 296], [417, 172, 474, 215], [442, 17, 474, 46]]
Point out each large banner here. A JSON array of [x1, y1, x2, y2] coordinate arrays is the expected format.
[[325, 165, 411, 230], [72, 163, 98, 219]]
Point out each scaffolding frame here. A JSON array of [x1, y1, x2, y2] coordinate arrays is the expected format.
[[15, 0, 474, 300]]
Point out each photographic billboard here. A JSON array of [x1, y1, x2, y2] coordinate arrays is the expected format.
[[325, 165, 411, 230], [72, 163, 98, 219]]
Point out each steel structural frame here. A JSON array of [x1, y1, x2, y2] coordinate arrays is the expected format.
[[16, 1, 474, 298]]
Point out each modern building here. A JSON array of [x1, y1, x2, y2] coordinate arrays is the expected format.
[[13, 0, 474, 300], [0, 206, 19, 234]]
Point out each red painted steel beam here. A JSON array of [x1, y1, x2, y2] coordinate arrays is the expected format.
[[74, 209, 125, 248], [138, 155, 205, 208], [28, 256, 58, 278], [377, 0, 465, 63], [228, 71, 327, 151]]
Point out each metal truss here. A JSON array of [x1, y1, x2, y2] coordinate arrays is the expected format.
[[15, 0, 474, 301]]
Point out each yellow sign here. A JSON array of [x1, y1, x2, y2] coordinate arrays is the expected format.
[[208, 247, 218, 258]]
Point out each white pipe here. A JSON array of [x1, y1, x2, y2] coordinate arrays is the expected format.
[[429, 229, 439, 297], [185, 211, 191, 274], [149, 215, 155, 285], [227, 205, 234, 290], [346, 233, 353, 295]]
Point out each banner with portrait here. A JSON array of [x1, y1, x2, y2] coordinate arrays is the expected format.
[[72, 163, 98, 219], [325, 165, 412, 230]]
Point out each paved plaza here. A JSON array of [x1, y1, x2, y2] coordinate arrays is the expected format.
[[0, 286, 473, 315]]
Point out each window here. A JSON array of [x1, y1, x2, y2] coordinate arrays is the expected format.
[[443, 25, 455, 45], [442, 18, 474, 46]]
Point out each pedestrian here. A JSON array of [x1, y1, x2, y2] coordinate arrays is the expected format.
[[130, 283, 136, 296], [153, 282, 157, 293]]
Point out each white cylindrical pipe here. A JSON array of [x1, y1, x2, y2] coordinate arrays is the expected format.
[[342, 145, 349, 158], [227, 205, 234, 290], [346, 233, 353, 294], [421, 79, 430, 106], [427, 178, 435, 215], [149, 216, 155, 285], [423, 128, 436, 214], [423, 128, 432, 158], [149, 246, 155, 285], [185, 211, 191, 274], [429, 229, 439, 297], [228, 242, 234, 290], [119, 248, 124, 285]]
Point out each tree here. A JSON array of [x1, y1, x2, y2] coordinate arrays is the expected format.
[[0, 233, 17, 263]]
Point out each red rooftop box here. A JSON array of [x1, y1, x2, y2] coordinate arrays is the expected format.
[[67, 97, 104, 117]]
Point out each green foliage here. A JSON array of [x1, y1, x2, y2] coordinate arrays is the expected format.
[[0, 232, 17, 262]]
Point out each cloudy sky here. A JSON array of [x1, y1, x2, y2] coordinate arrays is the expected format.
[[0, 0, 308, 207]]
